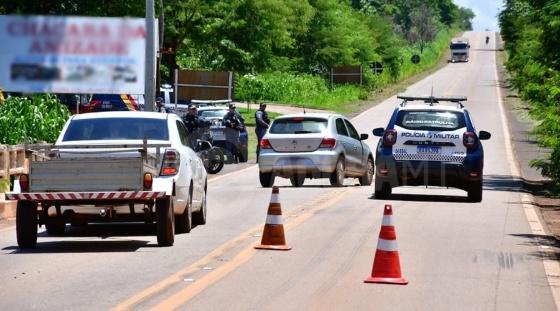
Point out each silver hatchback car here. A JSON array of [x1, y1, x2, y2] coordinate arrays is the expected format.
[[258, 113, 374, 187]]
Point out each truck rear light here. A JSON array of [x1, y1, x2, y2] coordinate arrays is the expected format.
[[260, 138, 271, 149], [19, 174, 29, 192], [319, 137, 336, 149], [383, 129, 397, 147], [379, 165, 389, 175], [463, 132, 478, 149], [143, 173, 153, 189], [469, 171, 479, 177], [160, 149, 180, 176]]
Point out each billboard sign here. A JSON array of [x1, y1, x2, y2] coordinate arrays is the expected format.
[[0, 15, 146, 94]]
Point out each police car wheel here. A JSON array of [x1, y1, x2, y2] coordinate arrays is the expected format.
[[374, 182, 392, 199], [467, 181, 483, 202]]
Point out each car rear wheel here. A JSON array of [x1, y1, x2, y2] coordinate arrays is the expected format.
[[330, 158, 345, 187], [259, 171, 275, 188], [359, 157, 374, 186], [16, 200, 38, 248], [290, 174, 305, 187], [374, 182, 392, 199], [156, 197, 175, 246], [175, 190, 193, 234], [193, 184, 207, 225], [467, 180, 483, 202]]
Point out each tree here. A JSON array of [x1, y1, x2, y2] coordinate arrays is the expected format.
[[407, 6, 439, 53]]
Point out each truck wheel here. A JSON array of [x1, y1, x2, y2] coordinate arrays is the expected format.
[[374, 182, 392, 199], [359, 157, 374, 186], [45, 222, 66, 235], [175, 191, 192, 234], [329, 158, 345, 187], [16, 200, 38, 248], [259, 172, 275, 188], [468, 181, 483, 202], [193, 185, 207, 225], [156, 197, 175, 246]]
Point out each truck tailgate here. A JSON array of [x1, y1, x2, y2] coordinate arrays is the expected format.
[[30, 157, 157, 192]]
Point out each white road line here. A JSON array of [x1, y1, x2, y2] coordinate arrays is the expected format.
[[494, 49, 560, 310]]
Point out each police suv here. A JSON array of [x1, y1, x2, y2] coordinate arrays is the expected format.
[[371, 95, 491, 202]]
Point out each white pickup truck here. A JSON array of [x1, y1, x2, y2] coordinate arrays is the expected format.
[[6, 111, 208, 248]]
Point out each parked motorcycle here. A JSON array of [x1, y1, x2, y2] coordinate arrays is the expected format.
[[196, 139, 225, 174]]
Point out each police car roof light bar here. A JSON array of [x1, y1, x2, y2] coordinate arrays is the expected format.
[[397, 95, 467, 108]]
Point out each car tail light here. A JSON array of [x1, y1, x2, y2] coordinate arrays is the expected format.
[[143, 173, 153, 189], [19, 174, 29, 192], [319, 137, 336, 149], [383, 129, 397, 147], [463, 132, 478, 149], [160, 149, 180, 176], [260, 138, 271, 149]]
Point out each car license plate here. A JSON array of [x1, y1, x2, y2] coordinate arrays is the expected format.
[[417, 146, 441, 154], [212, 130, 225, 141]]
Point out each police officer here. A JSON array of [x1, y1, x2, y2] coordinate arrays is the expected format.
[[155, 97, 169, 113], [222, 103, 245, 161], [255, 103, 270, 162], [182, 105, 209, 148]]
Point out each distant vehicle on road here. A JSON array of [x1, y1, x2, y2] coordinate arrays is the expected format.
[[85, 94, 141, 113], [6, 111, 208, 248], [450, 38, 470, 62], [371, 95, 491, 202], [258, 113, 374, 187]]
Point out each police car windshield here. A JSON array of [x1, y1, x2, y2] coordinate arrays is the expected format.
[[270, 117, 327, 134], [199, 110, 227, 119], [396, 111, 465, 131], [62, 118, 169, 141]]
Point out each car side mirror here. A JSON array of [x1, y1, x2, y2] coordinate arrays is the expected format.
[[360, 133, 369, 140], [372, 127, 385, 137], [479, 131, 491, 140]]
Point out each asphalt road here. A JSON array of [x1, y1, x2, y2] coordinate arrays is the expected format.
[[0, 32, 557, 311]]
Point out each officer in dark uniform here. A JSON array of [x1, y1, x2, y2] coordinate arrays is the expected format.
[[222, 103, 245, 161], [254, 103, 270, 162], [182, 105, 209, 148]]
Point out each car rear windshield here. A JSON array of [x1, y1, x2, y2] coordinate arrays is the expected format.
[[269, 117, 327, 134], [62, 118, 169, 141], [396, 111, 466, 131]]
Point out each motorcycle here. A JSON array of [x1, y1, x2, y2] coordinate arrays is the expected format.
[[196, 139, 225, 174], [193, 125, 225, 174]]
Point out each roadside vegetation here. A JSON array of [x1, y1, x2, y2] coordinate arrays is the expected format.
[[499, 0, 560, 192], [0, 94, 69, 145]]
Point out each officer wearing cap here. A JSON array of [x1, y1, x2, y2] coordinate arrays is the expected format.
[[155, 97, 169, 113], [255, 103, 270, 162], [222, 103, 245, 161], [182, 104, 210, 148]]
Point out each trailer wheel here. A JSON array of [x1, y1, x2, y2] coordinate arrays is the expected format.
[[156, 197, 175, 246], [16, 200, 38, 248]]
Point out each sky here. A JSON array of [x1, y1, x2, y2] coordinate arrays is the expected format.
[[453, 0, 503, 31]]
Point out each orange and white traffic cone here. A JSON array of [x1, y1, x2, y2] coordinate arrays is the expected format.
[[364, 204, 408, 285], [254, 186, 291, 251]]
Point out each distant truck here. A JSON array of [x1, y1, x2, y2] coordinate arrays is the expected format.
[[450, 38, 470, 63]]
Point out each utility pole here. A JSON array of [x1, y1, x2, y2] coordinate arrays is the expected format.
[[145, 0, 156, 111]]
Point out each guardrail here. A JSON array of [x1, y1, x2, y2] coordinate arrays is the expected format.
[[0, 143, 51, 179]]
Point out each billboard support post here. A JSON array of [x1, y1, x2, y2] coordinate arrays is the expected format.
[[145, 0, 156, 112]]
